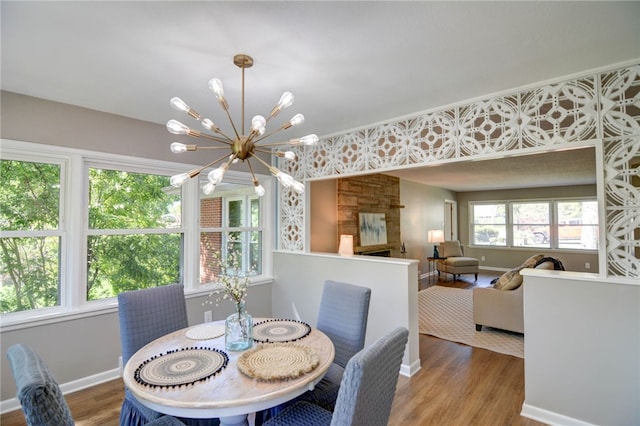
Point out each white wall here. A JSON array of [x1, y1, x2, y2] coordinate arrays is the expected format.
[[272, 251, 421, 377], [521, 270, 640, 425]]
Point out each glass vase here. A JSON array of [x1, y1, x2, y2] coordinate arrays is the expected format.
[[225, 302, 253, 351]]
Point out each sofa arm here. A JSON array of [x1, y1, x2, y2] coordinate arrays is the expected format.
[[472, 284, 524, 334]]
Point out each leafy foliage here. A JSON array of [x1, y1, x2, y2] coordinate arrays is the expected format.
[[0, 161, 61, 312], [87, 168, 181, 299]]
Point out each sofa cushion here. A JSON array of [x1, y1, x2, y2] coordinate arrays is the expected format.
[[493, 267, 524, 291], [440, 240, 463, 258], [522, 254, 545, 268]]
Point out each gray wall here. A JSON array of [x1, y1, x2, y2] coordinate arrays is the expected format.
[[456, 184, 599, 273], [0, 91, 271, 173], [399, 180, 456, 276]]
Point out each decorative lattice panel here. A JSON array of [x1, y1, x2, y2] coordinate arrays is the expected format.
[[277, 63, 640, 279]]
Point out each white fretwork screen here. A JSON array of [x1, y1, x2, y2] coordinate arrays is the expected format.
[[277, 63, 640, 279]]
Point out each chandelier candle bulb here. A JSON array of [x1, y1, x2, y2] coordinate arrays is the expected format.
[[202, 182, 216, 195], [270, 91, 295, 118], [170, 97, 201, 120], [201, 119, 221, 133], [208, 78, 223, 96], [284, 113, 304, 129], [170, 142, 197, 153], [253, 180, 266, 197]]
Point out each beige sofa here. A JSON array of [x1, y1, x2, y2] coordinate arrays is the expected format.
[[473, 255, 565, 333]]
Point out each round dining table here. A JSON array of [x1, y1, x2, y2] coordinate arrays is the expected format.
[[122, 319, 335, 426]]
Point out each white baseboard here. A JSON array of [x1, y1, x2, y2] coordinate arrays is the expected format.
[[521, 402, 595, 426], [400, 359, 421, 377], [479, 265, 509, 273], [1, 368, 121, 415]]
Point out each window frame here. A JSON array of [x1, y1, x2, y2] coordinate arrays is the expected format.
[[83, 160, 186, 304], [470, 202, 507, 247], [510, 201, 552, 248], [0, 139, 273, 329], [0, 152, 68, 320], [469, 197, 599, 252]]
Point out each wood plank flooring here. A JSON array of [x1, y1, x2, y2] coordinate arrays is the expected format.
[[2, 271, 545, 426]]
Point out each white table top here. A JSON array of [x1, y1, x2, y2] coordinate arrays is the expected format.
[[122, 319, 335, 420]]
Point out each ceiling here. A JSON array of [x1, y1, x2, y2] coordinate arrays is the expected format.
[[2, 1, 638, 191]]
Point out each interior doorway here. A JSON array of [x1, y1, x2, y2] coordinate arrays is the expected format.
[[444, 199, 457, 241]]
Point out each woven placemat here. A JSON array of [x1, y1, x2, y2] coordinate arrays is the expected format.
[[237, 343, 319, 381], [253, 319, 311, 343], [134, 347, 228, 388], [186, 324, 225, 340]]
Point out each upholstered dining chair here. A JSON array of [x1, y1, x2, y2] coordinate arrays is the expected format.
[[6, 343, 185, 426], [261, 327, 409, 426], [118, 284, 219, 426], [295, 280, 372, 413], [255, 280, 371, 425]]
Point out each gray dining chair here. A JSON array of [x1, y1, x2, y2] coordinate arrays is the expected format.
[[6, 343, 186, 426], [261, 327, 409, 426], [256, 280, 371, 425], [305, 279, 372, 410], [118, 284, 219, 426]]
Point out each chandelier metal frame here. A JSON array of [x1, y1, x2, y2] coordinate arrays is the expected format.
[[167, 54, 318, 197]]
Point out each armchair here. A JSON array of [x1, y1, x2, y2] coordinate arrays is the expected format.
[[436, 240, 479, 281]]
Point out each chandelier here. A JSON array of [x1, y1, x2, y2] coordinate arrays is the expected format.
[[166, 54, 318, 197]]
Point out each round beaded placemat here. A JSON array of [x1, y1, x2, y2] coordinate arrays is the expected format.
[[252, 319, 311, 343], [185, 324, 225, 340], [237, 343, 319, 381], [134, 347, 228, 388]]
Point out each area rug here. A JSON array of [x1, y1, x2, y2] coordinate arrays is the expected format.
[[418, 286, 524, 358]]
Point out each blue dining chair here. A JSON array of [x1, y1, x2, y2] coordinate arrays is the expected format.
[[118, 284, 219, 426], [256, 280, 371, 425], [305, 280, 372, 410], [6, 343, 186, 426], [261, 327, 409, 426]]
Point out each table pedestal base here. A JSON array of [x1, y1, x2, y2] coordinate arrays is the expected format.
[[220, 414, 248, 426]]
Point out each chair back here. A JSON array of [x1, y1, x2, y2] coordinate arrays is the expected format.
[[316, 280, 371, 369], [6, 344, 75, 426], [331, 327, 409, 426], [118, 284, 189, 365]]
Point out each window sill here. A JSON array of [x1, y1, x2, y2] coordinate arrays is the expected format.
[[1, 277, 274, 333]]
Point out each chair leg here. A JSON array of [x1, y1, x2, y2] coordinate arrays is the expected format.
[[476, 324, 482, 331], [474, 273, 478, 281]]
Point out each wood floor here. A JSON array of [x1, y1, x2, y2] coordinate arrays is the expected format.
[[2, 271, 545, 426]]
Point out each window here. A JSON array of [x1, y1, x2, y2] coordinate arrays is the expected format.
[[470, 198, 598, 250], [0, 158, 64, 313], [512, 202, 550, 248], [557, 200, 599, 249], [86, 166, 182, 300], [200, 188, 263, 283], [471, 203, 506, 246], [0, 140, 271, 323]]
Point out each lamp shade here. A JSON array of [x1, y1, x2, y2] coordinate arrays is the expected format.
[[338, 235, 354, 256], [427, 229, 445, 243]]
